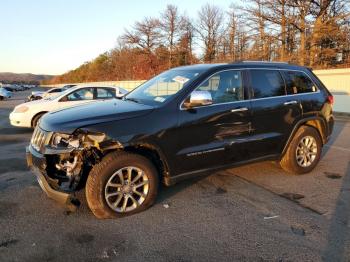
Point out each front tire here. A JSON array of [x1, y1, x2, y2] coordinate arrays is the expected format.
[[85, 151, 159, 219], [280, 126, 322, 174]]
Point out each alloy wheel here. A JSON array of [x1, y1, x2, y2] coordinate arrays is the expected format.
[[104, 166, 149, 213], [295, 135, 318, 167]]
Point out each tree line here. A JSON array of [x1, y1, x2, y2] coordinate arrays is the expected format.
[[46, 0, 350, 84]]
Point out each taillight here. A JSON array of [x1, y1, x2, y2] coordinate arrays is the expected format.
[[327, 95, 334, 105]]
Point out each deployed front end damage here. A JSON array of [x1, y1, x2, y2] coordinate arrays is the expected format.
[[26, 127, 122, 206]]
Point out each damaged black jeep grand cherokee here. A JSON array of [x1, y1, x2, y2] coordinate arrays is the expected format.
[[27, 62, 334, 218]]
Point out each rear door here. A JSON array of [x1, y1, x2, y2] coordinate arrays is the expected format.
[[248, 69, 302, 158], [174, 69, 252, 175], [281, 70, 321, 117]]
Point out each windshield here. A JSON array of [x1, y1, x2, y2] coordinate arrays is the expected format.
[[46, 87, 72, 100], [124, 69, 203, 106]]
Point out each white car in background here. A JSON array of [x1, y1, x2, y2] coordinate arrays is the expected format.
[[0, 87, 12, 100], [27, 84, 76, 101], [10, 85, 128, 128]]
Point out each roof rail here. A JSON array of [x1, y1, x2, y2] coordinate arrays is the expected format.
[[231, 60, 289, 64]]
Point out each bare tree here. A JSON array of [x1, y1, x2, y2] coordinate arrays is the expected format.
[[237, 0, 272, 60], [47, 1, 350, 85], [177, 15, 195, 65], [308, 0, 350, 67], [285, 0, 313, 65], [197, 4, 224, 62], [227, 4, 238, 61], [160, 5, 183, 68], [122, 17, 161, 53]]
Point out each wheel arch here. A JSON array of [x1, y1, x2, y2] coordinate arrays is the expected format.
[[121, 143, 171, 185], [31, 111, 48, 127], [281, 116, 327, 157]]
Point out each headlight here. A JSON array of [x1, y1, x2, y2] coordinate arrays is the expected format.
[[14, 106, 29, 113], [51, 133, 80, 148], [51, 131, 107, 149]]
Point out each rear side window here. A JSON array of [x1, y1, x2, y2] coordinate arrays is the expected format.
[[284, 71, 317, 94], [249, 70, 285, 99], [96, 88, 115, 99]]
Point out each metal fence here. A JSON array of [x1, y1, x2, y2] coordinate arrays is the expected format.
[[313, 68, 350, 113], [41, 80, 146, 91], [42, 68, 350, 113]]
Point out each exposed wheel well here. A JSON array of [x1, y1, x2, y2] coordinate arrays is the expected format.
[[122, 145, 169, 183], [303, 119, 326, 144], [31, 111, 48, 127], [282, 118, 326, 158]]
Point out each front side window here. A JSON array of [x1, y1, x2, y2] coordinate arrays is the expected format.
[[66, 88, 94, 101], [195, 70, 244, 104], [96, 88, 115, 99], [249, 70, 286, 99], [284, 71, 317, 94], [124, 69, 203, 106]]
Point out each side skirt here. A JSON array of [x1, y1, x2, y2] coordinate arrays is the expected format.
[[163, 154, 279, 186]]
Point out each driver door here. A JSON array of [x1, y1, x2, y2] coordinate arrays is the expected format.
[[173, 69, 252, 175]]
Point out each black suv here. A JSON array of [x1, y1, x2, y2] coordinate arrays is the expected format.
[[26, 62, 334, 218]]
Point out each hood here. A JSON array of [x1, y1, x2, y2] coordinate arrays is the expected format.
[[40, 99, 154, 133], [42, 92, 58, 98], [21, 98, 51, 107], [31, 91, 44, 96]]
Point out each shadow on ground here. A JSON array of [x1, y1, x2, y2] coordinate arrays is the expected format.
[[322, 161, 350, 261]]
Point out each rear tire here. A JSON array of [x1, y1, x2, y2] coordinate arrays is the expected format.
[[85, 151, 159, 219], [280, 126, 322, 174]]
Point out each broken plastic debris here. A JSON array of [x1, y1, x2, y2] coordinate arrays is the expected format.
[[163, 204, 170, 209], [101, 250, 109, 259], [281, 192, 305, 202], [291, 225, 305, 236], [264, 215, 279, 220]]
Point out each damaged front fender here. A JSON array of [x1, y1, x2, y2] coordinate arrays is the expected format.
[[42, 129, 124, 192]]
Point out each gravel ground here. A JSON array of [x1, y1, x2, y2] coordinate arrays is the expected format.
[[0, 89, 349, 262]]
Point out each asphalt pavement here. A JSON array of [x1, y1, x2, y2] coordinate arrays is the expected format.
[[0, 89, 349, 262]]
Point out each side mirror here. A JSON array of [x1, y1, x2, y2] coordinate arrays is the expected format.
[[183, 91, 213, 108]]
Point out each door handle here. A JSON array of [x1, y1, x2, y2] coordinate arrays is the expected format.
[[284, 100, 298, 106], [231, 107, 248, 113]]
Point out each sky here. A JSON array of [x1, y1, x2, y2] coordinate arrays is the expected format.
[[0, 0, 237, 75]]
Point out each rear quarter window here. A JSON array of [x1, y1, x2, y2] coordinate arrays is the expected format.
[[283, 71, 317, 94], [249, 69, 286, 99]]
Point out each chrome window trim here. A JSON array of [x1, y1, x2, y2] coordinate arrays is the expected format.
[[181, 99, 250, 110], [248, 89, 321, 102], [179, 67, 320, 111]]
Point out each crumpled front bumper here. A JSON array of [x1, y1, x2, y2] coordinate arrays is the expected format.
[[26, 146, 75, 206]]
